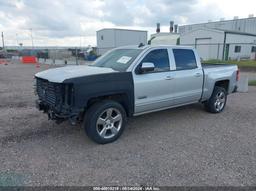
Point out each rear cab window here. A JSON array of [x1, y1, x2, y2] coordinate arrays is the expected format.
[[173, 49, 197, 70]]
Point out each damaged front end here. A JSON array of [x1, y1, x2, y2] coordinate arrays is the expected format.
[[35, 77, 80, 125]]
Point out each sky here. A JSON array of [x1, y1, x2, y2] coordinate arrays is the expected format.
[[0, 0, 256, 47]]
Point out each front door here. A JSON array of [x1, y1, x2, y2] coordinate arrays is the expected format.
[[133, 49, 174, 114]]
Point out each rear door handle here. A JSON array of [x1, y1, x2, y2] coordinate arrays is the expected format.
[[165, 76, 174, 80], [194, 73, 201, 77]]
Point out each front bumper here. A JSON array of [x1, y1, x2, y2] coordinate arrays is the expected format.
[[36, 99, 66, 117], [36, 99, 80, 124]]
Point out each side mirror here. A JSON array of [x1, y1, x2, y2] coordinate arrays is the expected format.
[[140, 62, 155, 73]]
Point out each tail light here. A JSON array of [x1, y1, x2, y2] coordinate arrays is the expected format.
[[236, 69, 240, 81]]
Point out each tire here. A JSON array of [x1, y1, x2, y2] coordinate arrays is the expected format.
[[204, 86, 227, 113], [83, 100, 127, 144]]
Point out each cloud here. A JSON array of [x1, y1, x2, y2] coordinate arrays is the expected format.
[[0, 0, 234, 46]]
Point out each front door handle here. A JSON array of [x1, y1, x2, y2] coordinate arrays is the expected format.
[[194, 73, 201, 77], [165, 76, 174, 80]]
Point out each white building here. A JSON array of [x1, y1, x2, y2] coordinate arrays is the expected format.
[[179, 16, 256, 35], [180, 28, 256, 61], [96, 28, 147, 55], [149, 32, 180, 45]]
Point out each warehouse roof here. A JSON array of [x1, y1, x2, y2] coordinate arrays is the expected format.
[[182, 27, 256, 37], [214, 29, 256, 37], [180, 17, 256, 27], [97, 28, 148, 33]]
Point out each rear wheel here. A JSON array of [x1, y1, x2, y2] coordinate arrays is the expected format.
[[204, 86, 227, 113], [83, 100, 127, 144]]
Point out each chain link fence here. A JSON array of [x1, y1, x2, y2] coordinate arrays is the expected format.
[[1, 47, 98, 65], [2, 43, 256, 64]]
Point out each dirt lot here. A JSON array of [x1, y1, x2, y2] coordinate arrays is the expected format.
[[0, 62, 256, 186]]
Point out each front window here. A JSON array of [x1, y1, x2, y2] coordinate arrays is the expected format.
[[139, 49, 170, 73], [93, 49, 143, 72]]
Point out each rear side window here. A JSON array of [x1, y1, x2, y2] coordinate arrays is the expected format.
[[173, 49, 197, 70], [140, 49, 170, 72]]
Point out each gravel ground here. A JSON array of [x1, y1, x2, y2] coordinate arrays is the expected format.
[[0, 62, 256, 186]]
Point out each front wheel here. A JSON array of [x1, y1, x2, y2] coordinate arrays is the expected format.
[[204, 86, 227, 113], [83, 100, 127, 144]]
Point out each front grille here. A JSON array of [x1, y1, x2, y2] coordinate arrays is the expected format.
[[36, 78, 63, 106]]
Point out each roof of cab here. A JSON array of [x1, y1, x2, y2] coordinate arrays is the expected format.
[[115, 45, 194, 50]]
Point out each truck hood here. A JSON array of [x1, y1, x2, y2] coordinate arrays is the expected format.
[[35, 65, 117, 83]]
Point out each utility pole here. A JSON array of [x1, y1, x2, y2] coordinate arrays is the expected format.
[[1, 32, 5, 50], [30, 28, 34, 49], [16, 33, 19, 46], [75, 47, 78, 65]]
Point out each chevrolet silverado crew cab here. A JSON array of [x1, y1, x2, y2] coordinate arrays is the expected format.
[[35, 45, 239, 144]]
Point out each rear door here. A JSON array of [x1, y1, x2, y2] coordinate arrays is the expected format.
[[133, 48, 175, 114], [171, 48, 203, 105]]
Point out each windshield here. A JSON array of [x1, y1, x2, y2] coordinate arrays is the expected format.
[[92, 49, 143, 72]]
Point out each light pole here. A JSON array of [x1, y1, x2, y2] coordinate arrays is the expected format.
[[19, 43, 23, 51], [29, 28, 34, 49], [1, 32, 5, 50], [16, 33, 19, 46]]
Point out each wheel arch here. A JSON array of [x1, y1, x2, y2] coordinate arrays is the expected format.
[[214, 79, 230, 92], [86, 93, 133, 117]]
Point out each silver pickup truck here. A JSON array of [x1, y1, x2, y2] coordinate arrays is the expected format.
[[35, 45, 239, 144]]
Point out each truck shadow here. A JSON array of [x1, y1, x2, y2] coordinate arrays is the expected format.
[[126, 103, 205, 130], [0, 121, 82, 146], [1, 103, 205, 146]]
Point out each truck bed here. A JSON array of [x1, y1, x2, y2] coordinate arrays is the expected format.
[[200, 63, 238, 101]]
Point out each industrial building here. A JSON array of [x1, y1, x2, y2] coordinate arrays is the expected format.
[[180, 28, 256, 60], [96, 28, 147, 55], [150, 32, 180, 45], [180, 16, 256, 60], [149, 21, 180, 45], [179, 16, 256, 35]]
